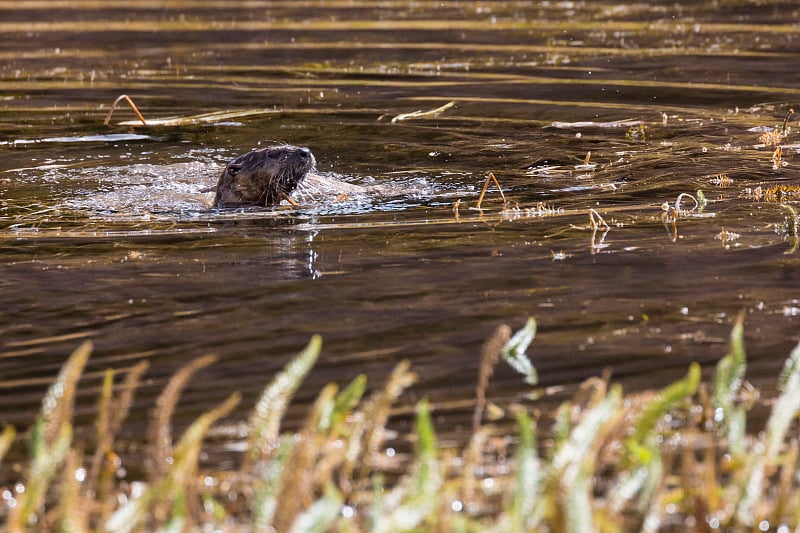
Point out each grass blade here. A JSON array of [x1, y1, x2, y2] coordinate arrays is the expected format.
[[373, 399, 441, 533], [288, 483, 344, 533], [40, 340, 92, 444], [627, 363, 700, 462], [712, 311, 747, 456], [473, 324, 511, 432], [148, 354, 216, 479], [8, 342, 91, 533], [737, 339, 800, 525], [553, 384, 623, 533], [505, 409, 541, 531], [0, 424, 16, 466], [245, 335, 322, 470]]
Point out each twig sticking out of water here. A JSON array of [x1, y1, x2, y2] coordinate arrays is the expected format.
[[588, 208, 609, 230], [782, 108, 795, 136], [781, 204, 798, 254], [660, 192, 698, 242], [103, 94, 147, 126], [391, 101, 456, 123], [452, 199, 462, 222], [476, 172, 507, 210], [772, 145, 783, 170], [588, 209, 611, 254], [661, 192, 698, 223]]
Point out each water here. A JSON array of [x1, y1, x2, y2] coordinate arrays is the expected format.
[[1, 1, 800, 473]]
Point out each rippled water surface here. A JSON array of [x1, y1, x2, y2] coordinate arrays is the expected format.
[[2, 1, 800, 475]]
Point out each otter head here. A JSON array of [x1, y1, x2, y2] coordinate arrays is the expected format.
[[212, 144, 315, 208]]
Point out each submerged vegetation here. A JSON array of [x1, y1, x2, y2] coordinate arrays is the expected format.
[[3, 315, 800, 531]]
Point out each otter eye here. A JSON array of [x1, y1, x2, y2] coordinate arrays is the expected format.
[[227, 164, 241, 176]]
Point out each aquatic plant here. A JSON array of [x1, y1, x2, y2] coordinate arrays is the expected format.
[[5, 317, 800, 531]]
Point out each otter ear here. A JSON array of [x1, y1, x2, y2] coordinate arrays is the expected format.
[[227, 163, 242, 176]]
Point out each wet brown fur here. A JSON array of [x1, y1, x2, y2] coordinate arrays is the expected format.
[[212, 145, 315, 208]]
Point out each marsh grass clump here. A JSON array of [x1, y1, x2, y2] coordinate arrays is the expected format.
[[4, 315, 800, 531]]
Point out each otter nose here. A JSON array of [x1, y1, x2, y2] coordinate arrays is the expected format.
[[298, 147, 311, 158]]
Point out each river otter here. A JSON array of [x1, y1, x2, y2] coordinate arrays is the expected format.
[[212, 144, 315, 208]]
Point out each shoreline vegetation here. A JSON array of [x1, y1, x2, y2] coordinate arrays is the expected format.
[[2, 313, 800, 532]]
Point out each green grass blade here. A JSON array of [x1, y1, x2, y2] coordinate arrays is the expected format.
[[553, 385, 622, 533], [373, 399, 441, 533], [713, 312, 746, 407], [104, 487, 146, 533], [627, 363, 700, 462], [737, 340, 800, 525], [765, 340, 800, 459], [507, 409, 540, 531], [712, 312, 747, 456], [414, 399, 438, 491], [328, 374, 367, 433]]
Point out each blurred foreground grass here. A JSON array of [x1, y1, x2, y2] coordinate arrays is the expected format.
[[2, 313, 800, 532]]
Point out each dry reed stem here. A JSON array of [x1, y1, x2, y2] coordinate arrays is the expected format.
[[352, 360, 416, 482], [452, 199, 462, 222], [472, 324, 511, 433], [475, 172, 507, 210], [87, 361, 149, 503], [111, 361, 150, 435], [459, 425, 492, 506], [772, 145, 783, 170], [42, 340, 92, 445], [147, 354, 217, 480], [174, 391, 241, 528], [391, 100, 455, 123], [86, 369, 113, 502], [776, 438, 798, 524], [0, 425, 16, 466], [272, 383, 338, 531], [782, 108, 795, 135], [57, 449, 88, 533], [588, 208, 609, 230], [103, 94, 147, 126]]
